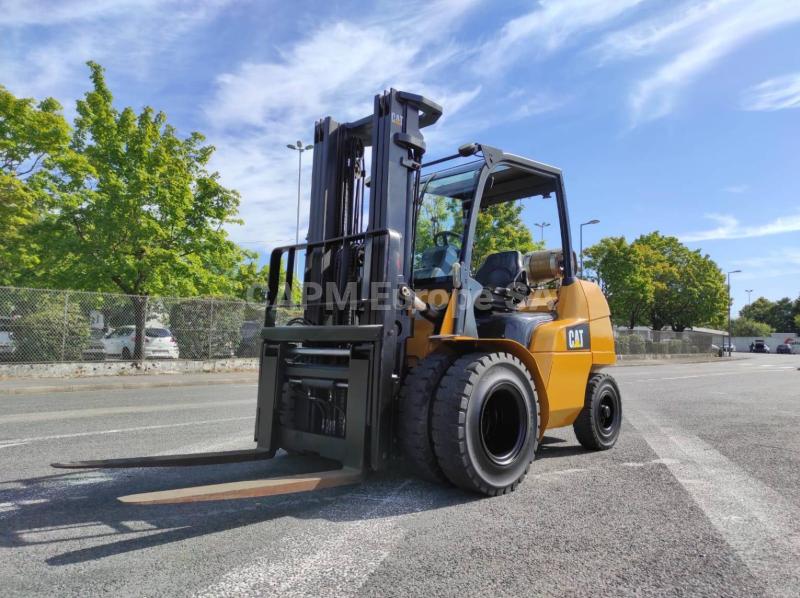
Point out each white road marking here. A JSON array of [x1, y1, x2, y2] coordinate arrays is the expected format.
[[626, 407, 800, 596], [0, 441, 29, 449], [195, 481, 418, 598], [0, 416, 251, 448], [630, 368, 790, 382], [0, 398, 254, 425]]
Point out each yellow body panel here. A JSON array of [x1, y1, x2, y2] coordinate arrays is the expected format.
[[406, 279, 616, 435]]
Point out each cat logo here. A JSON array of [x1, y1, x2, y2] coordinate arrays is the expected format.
[[566, 324, 591, 351]]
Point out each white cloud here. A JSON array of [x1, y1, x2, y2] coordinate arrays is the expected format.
[[505, 90, 568, 120], [0, 0, 157, 26], [731, 248, 800, 280], [723, 185, 748, 194], [476, 0, 644, 71], [204, 0, 486, 251], [595, 0, 731, 61], [0, 0, 231, 102], [741, 73, 800, 111], [680, 213, 800, 242], [598, 0, 800, 124]]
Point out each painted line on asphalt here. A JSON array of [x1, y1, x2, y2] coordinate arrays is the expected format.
[[626, 407, 800, 595], [629, 369, 791, 382], [0, 416, 252, 448], [195, 480, 418, 598], [0, 398, 254, 425], [0, 380, 258, 396]]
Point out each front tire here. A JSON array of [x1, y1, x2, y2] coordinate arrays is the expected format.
[[573, 373, 622, 450], [431, 352, 539, 496], [398, 351, 456, 483]]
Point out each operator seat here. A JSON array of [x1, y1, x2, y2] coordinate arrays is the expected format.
[[474, 251, 523, 289], [473, 250, 554, 346]]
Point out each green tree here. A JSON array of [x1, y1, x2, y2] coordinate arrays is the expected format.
[[38, 62, 249, 358], [0, 86, 70, 284], [585, 232, 727, 332], [232, 259, 301, 305], [739, 297, 772, 324], [731, 317, 773, 337], [414, 195, 539, 272], [584, 236, 653, 328], [471, 202, 538, 269], [794, 313, 800, 332], [741, 296, 798, 332], [769, 297, 796, 332], [414, 194, 455, 259], [634, 232, 727, 331]]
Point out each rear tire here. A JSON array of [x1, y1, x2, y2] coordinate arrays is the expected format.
[[573, 373, 622, 450], [431, 352, 539, 496], [398, 351, 456, 483]]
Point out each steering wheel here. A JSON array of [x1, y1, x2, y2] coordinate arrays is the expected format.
[[433, 231, 461, 247]]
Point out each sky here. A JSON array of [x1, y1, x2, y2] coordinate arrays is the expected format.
[[1, 0, 798, 314]]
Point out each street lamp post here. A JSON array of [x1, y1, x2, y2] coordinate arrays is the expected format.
[[745, 289, 753, 305], [579, 219, 600, 279], [727, 270, 742, 353], [533, 222, 550, 244], [286, 141, 314, 246]]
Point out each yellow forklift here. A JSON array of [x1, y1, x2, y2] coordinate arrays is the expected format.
[[54, 90, 621, 502]]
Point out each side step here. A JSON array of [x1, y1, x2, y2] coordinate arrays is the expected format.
[[51, 448, 275, 469], [118, 467, 363, 504]]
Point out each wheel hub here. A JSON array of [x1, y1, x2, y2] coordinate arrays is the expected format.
[[479, 383, 527, 466], [597, 395, 615, 432]]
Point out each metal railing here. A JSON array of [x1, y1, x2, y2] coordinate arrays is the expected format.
[[0, 286, 268, 364]]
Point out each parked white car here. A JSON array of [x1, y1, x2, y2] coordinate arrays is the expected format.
[[103, 326, 179, 359], [0, 317, 16, 358]]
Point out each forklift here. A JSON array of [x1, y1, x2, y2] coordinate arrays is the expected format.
[[54, 90, 622, 502]]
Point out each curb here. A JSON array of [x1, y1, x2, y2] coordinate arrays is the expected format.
[[0, 376, 258, 396]]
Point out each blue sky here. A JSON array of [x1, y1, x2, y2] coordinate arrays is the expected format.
[[2, 0, 799, 313]]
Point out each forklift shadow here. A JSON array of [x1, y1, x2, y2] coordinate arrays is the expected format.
[[0, 455, 476, 567], [535, 435, 589, 459]]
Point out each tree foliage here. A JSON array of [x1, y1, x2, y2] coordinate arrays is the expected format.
[[37, 62, 251, 357], [584, 236, 653, 329], [740, 295, 800, 333], [636, 233, 727, 331], [10, 297, 89, 362], [585, 232, 727, 331], [472, 201, 538, 268], [730, 317, 773, 337], [0, 86, 70, 284], [414, 194, 539, 271]]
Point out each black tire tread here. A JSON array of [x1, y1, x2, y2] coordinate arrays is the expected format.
[[573, 373, 621, 450], [431, 351, 540, 496], [398, 351, 456, 483]]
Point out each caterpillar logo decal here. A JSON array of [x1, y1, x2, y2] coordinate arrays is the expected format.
[[566, 324, 590, 351]]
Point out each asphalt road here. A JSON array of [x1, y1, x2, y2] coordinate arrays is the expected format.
[[1, 353, 798, 597]]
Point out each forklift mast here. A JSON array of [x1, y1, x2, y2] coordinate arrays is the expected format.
[[260, 90, 443, 472]]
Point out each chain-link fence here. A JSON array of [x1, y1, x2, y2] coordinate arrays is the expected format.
[[0, 286, 268, 364], [614, 328, 724, 357], [0, 285, 728, 364]]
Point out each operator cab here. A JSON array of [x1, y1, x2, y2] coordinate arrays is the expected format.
[[413, 148, 573, 343]]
